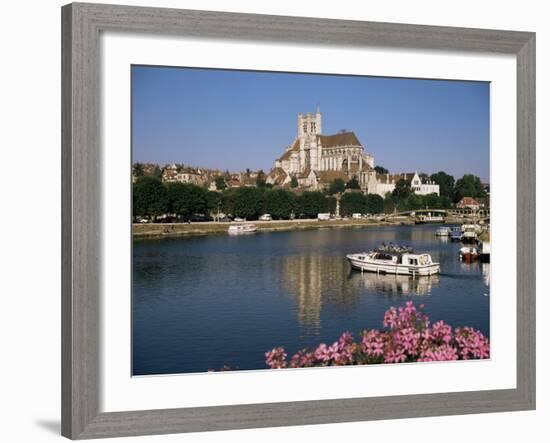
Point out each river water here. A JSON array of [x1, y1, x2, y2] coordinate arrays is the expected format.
[[132, 224, 490, 375]]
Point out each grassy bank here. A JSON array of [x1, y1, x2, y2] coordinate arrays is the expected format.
[[132, 218, 415, 239]]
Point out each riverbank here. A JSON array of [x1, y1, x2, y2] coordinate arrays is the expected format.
[[133, 218, 412, 238]]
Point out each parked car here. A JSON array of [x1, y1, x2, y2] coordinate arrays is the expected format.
[[259, 214, 272, 221], [352, 213, 363, 219], [234, 217, 245, 222], [317, 213, 330, 221]]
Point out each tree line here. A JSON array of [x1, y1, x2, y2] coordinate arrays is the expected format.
[[133, 170, 488, 221], [133, 176, 339, 221]]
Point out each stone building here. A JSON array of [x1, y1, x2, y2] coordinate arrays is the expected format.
[[365, 172, 440, 197], [268, 109, 374, 190]]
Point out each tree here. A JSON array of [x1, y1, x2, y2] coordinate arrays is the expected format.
[[205, 191, 222, 215], [233, 187, 265, 219], [264, 189, 296, 219], [346, 176, 360, 190], [166, 182, 207, 221], [423, 192, 440, 209], [296, 192, 329, 218], [392, 179, 411, 200], [454, 174, 487, 202], [215, 176, 227, 191], [365, 194, 384, 214], [340, 192, 367, 216], [152, 165, 162, 179], [328, 178, 346, 195], [430, 171, 455, 199], [133, 176, 168, 219], [256, 170, 267, 188], [290, 176, 299, 188], [133, 162, 144, 177], [374, 166, 389, 174]]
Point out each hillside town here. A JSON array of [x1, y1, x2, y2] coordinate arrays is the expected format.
[[134, 109, 443, 197], [132, 109, 489, 224]]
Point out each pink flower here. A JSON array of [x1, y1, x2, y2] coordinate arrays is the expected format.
[[263, 301, 490, 370]]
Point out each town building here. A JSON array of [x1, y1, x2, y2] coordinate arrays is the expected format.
[[365, 172, 440, 197], [456, 197, 485, 210], [268, 109, 374, 190], [161, 164, 204, 185]]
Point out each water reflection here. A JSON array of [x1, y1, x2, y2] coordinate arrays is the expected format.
[[349, 272, 440, 296], [279, 255, 358, 328]]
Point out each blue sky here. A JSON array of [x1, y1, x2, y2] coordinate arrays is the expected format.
[[132, 66, 490, 182]]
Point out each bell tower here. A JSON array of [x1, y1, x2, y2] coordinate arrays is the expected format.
[[297, 107, 322, 139]]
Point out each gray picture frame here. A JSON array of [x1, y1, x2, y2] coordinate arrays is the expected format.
[[61, 2, 536, 439]]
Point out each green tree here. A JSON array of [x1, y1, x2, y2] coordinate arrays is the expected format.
[[374, 166, 389, 174], [256, 170, 267, 188], [430, 171, 455, 199], [403, 193, 424, 211], [383, 192, 396, 214], [205, 190, 222, 215], [221, 188, 236, 216], [340, 192, 367, 216], [233, 187, 265, 219], [346, 176, 360, 190], [290, 176, 299, 188], [328, 178, 346, 195], [152, 165, 162, 179], [392, 179, 412, 200], [264, 189, 296, 220], [215, 176, 227, 191], [365, 194, 384, 214], [296, 191, 329, 218], [454, 174, 487, 202], [166, 182, 207, 221], [133, 176, 168, 219], [133, 163, 144, 177]]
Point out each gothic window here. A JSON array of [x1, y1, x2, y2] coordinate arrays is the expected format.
[[303, 122, 308, 133], [311, 122, 316, 132]]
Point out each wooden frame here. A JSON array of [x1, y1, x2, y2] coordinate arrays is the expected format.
[[62, 2, 536, 439]]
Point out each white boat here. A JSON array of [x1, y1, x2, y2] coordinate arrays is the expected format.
[[460, 224, 480, 243], [435, 226, 451, 236], [415, 214, 444, 224], [346, 245, 440, 276], [228, 223, 257, 235]]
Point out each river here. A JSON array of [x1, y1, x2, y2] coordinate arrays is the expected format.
[[132, 224, 490, 375]]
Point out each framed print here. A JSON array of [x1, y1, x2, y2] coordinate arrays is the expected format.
[[61, 2, 536, 439]]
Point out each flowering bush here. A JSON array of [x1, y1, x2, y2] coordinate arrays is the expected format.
[[265, 301, 489, 369]]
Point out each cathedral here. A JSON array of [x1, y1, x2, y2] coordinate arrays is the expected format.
[[268, 108, 374, 190]]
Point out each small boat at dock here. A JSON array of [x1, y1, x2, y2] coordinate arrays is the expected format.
[[450, 226, 462, 241], [346, 244, 440, 277], [415, 214, 444, 224], [459, 246, 479, 262], [435, 226, 451, 236], [476, 231, 491, 262], [228, 223, 257, 235]]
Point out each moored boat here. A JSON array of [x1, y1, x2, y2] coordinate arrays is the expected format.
[[346, 244, 440, 276], [435, 226, 451, 236], [459, 246, 479, 262], [415, 214, 444, 224], [476, 231, 491, 262], [228, 223, 257, 235], [450, 226, 462, 241]]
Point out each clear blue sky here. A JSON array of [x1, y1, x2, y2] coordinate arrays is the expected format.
[[132, 66, 490, 182]]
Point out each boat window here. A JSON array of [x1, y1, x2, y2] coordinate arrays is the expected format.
[[409, 258, 418, 266]]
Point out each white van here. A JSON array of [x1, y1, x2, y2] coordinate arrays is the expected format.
[[352, 213, 363, 220], [317, 213, 330, 221]]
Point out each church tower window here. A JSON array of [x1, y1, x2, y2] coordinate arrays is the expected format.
[[303, 121, 308, 133]]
